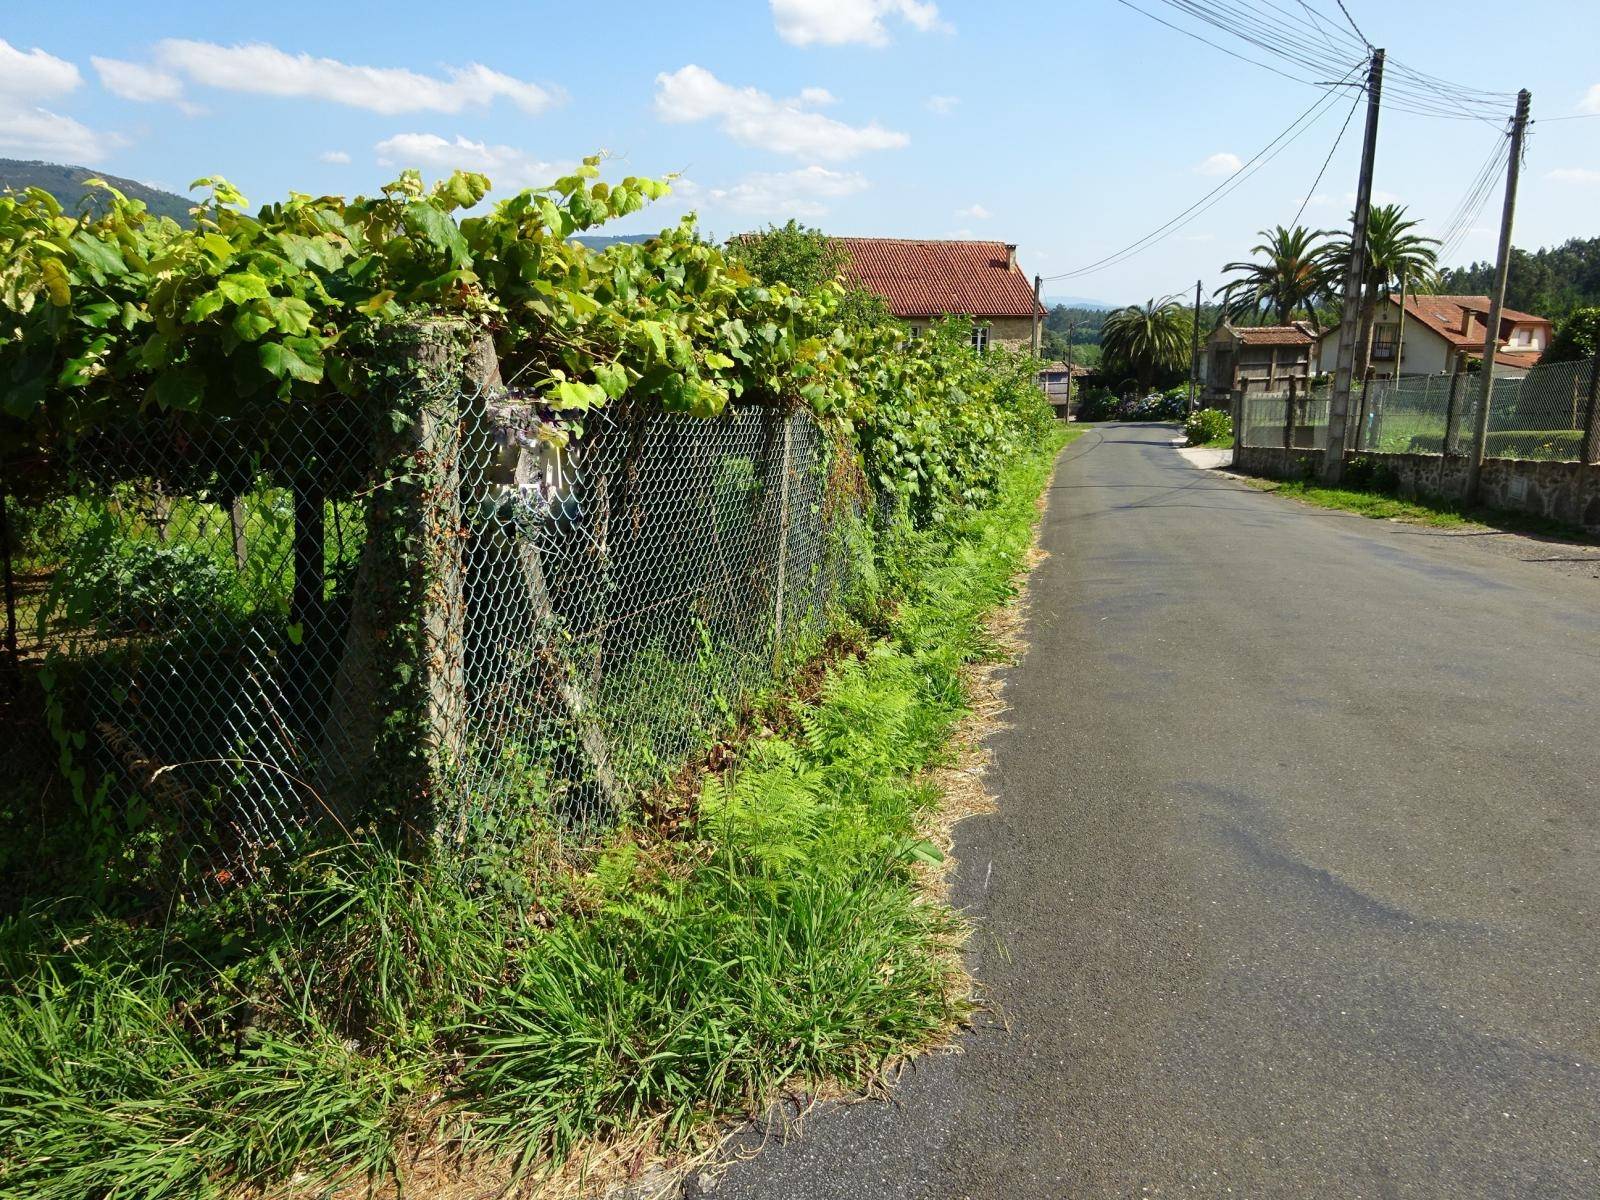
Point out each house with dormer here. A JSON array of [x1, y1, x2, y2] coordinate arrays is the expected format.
[[1314, 294, 1551, 379]]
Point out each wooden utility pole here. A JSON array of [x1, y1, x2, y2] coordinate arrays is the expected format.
[[1323, 48, 1385, 483], [1032, 273, 1044, 357], [1467, 88, 1532, 499], [1065, 319, 1076, 419], [1188, 278, 1203, 413]]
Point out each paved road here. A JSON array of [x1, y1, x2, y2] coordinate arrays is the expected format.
[[703, 423, 1600, 1199]]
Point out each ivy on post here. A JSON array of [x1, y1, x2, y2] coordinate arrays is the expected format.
[[323, 318, 485, 849]]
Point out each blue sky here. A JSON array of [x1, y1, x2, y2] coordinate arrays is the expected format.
[[3, 1, 1597, 305]]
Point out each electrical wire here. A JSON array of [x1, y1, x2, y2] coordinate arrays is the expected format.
[[1288, 85, 1363, 228], [1043, 70, 1359, 281]]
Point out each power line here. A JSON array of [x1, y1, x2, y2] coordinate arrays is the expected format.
[[1289, 86, 1363, 228], [1332, 0, 1370, 48], [1043, 69, 1360, 281]]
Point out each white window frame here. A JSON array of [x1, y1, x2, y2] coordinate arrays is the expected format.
[[971, 323, 991, 353]]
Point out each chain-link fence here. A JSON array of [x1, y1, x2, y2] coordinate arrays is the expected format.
[[1239, 384, 1332, 450], [1238, 358, 1600, 463], [12, 344, 856, 892]]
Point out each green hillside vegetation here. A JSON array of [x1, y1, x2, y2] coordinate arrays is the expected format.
[[0, 159, 192, 224], [1440, 236, 1600, 322]]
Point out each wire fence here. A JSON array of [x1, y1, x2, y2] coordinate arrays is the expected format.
[[8, 378, 855, 893], [1239, 383, 1333, 450], [1239, 357, 1600, 462]]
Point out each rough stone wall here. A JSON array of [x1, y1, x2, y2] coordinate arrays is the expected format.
[[1232, 444, 1600, 533], [1234, 445, 1324, 479], [988, 317, 1036, 348]]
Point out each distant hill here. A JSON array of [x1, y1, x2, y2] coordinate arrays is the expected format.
[[571, 232, 658, 249], [0, 159, 192, 224], [1044, 295, 1118, 310]]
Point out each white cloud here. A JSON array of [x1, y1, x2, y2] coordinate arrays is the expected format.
[[772, 0, 948, 46], [797, 86, 836, 106], [925, 94, 959, 115], [654, 65, 907, 161], [149, 40, 559, 115], [0, 40, 108, 160], [706, 164, 868, 218], [319, 149, 352, 164], [1547, 167, 1600, 184], [956, 203, 991, 219], [1578, 84, 1600, 115], [0, 39, 80, 99], [0, 107, 113, 162], [374, 133, 566, 191], [92, 56, 183, 102], [1193, 152, 1242, 176]]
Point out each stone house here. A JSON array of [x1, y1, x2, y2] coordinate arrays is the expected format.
[[1202, 322, 1320, 402], [1314, 294, 1551, 379], [831, 237, 1044, 350]]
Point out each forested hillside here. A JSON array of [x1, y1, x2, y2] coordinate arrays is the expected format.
[[1439, 236, 1600, 321], [0, 159, 191, 224]]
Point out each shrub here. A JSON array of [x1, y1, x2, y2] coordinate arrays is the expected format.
[[1184, 408, 1233, 446], [53, 537, 236, 634], [1074, 387, 1119, 422]]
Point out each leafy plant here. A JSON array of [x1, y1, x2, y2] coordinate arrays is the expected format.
[[1184, 407, 1233, 446]]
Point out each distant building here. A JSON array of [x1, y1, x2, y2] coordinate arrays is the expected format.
[[1203, 322, 1319, 402], [1036, 361, 1094, 418], [1314, 294, 1551, 379], [831, 238, 1044, 350]]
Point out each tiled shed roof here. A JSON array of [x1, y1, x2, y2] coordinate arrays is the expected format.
[[1230, 322, 1319, 346], [832, 238, 1042, 320]]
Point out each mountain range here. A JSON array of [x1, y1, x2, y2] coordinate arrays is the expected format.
[[0, 159, 192, 224]]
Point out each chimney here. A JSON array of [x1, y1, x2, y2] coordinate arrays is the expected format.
[[1005, 243, 1017, 272]]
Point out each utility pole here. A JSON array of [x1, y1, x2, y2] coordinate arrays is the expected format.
[[1467, 88, 1531, 500], [1323, 47, 1385, 483], [1188, 277, 1203, 414], [1032, 273, 1044, 357], [1065, 319, 1076, 419]]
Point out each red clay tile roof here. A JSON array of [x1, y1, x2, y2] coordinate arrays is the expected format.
[[1230, 322, 1318, 346], [1399, 294, 1551, 350], [832, 238, 1042, 320], [1322, 295, 1548, 368], [1445, 295, 1551, 328]]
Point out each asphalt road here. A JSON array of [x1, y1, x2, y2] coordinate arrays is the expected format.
[[702, 422, 1600, 1199]]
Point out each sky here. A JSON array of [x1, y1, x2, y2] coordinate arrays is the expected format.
[[2, 0, 1597, 307]]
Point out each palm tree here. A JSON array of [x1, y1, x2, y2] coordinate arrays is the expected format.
[[1215, 225, 1334, 328], [1100, 298, 1193, 393], [1322, 203, 1440, 375]]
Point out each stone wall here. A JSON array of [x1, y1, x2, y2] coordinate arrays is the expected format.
[[1232, 444, 1600, 533], [988, 317, 1036, 348]]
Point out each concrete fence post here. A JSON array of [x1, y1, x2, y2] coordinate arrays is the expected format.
[[1581, 350, 1600, 466]]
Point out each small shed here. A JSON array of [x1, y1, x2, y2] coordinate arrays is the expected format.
[[1203, 322, 1319, 401]]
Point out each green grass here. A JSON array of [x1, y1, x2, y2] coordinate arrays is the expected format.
[[1251, 476, 1596, 542], [0, 429, 1070, 1199]]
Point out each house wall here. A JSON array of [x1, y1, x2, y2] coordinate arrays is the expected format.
[[906, 316, 1034, 348], [1317, 318, 1452, 377], [988, 317, 1036, 348]]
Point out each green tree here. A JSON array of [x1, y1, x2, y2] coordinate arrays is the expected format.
[[1216, 225, 1333, 328], [1323, 203, 1440, 375], [1100, 298, 1193, 393], [1544, 306, 1600, 364], [726, 219, 892, 328]]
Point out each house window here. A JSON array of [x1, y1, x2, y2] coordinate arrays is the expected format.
[[1372, 325, 1397, 361], [971, 323, 991, 353]]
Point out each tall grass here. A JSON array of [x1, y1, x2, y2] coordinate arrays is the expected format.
[[0, 431, 1067, 1199]]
